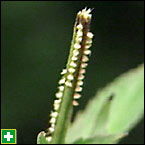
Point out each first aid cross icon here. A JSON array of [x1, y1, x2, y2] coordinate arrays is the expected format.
[[1, 129, 16, 144], [4, 132, 13, 141]]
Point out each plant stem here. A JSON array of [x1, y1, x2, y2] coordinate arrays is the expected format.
[[37, 8, 93, 144]]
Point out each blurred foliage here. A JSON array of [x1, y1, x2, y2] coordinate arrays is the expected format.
[[1, 1, 144, 144], [66, 64, 144, 144]]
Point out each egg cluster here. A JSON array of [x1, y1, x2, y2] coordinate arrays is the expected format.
[[77, 7, 92, 21], [45, 8, 93, 142], [73, 26, 93, 106], [45, 74, 66, 142]]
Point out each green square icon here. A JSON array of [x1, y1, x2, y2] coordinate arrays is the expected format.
[[1, 129, 17, 144]]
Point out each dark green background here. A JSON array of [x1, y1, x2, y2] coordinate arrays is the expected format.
[[1, 1, 144, 144]]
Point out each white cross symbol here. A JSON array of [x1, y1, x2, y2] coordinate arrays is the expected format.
[[4, 132, 13, 141]]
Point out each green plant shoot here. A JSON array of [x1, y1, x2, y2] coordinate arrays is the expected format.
[[37, 7, 144, 144], [37, 8, 94, 144]]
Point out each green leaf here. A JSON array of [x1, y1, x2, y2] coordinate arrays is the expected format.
[[107, 64, 144, 134], [66, 64, 144, 144], [72, 133, 127, 144]]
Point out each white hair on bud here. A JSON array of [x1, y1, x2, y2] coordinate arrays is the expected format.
[[51, 112, 58, 118], [70, 61, 77, 67], [82, 55, 89, 62], [53, 103, 60, 110], [87, 32, 94, 39], [86, 39, 92, 44], [73, 100, 79, 106], [73, 50, 79, 56], [61, 69, 67, 75], [58, 86, 64, 91], [49, 127, 55, 133], [76, 37, 83, 43], [72, 56, 78, 61], [77, 30, 83, 37], [78, 74, 85, 80], [79, 69, 86, 74], [56, 92, 63, 98], [84, 50, 91, 55], [54, 99, 61, 104], [68, 68, 75, 73], [67, 74, 74, 80], [74, 43, 81, 49], [81, 63, 88, 68], [85, 44, 92, 49], [50, 117, 56, 124], [74, 93, 81, 99], [59, 78, 66, 84], [79, 8, 92, 20], [46, 136, 52, 142], [51, 123, 55, 128], [77, 23, 83, 30], [77, 80, 84, 86], [65, 81, 72, 87], [75, 86, 83, 92]]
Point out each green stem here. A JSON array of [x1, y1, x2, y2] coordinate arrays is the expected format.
[[37, 8, 93, 144]]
